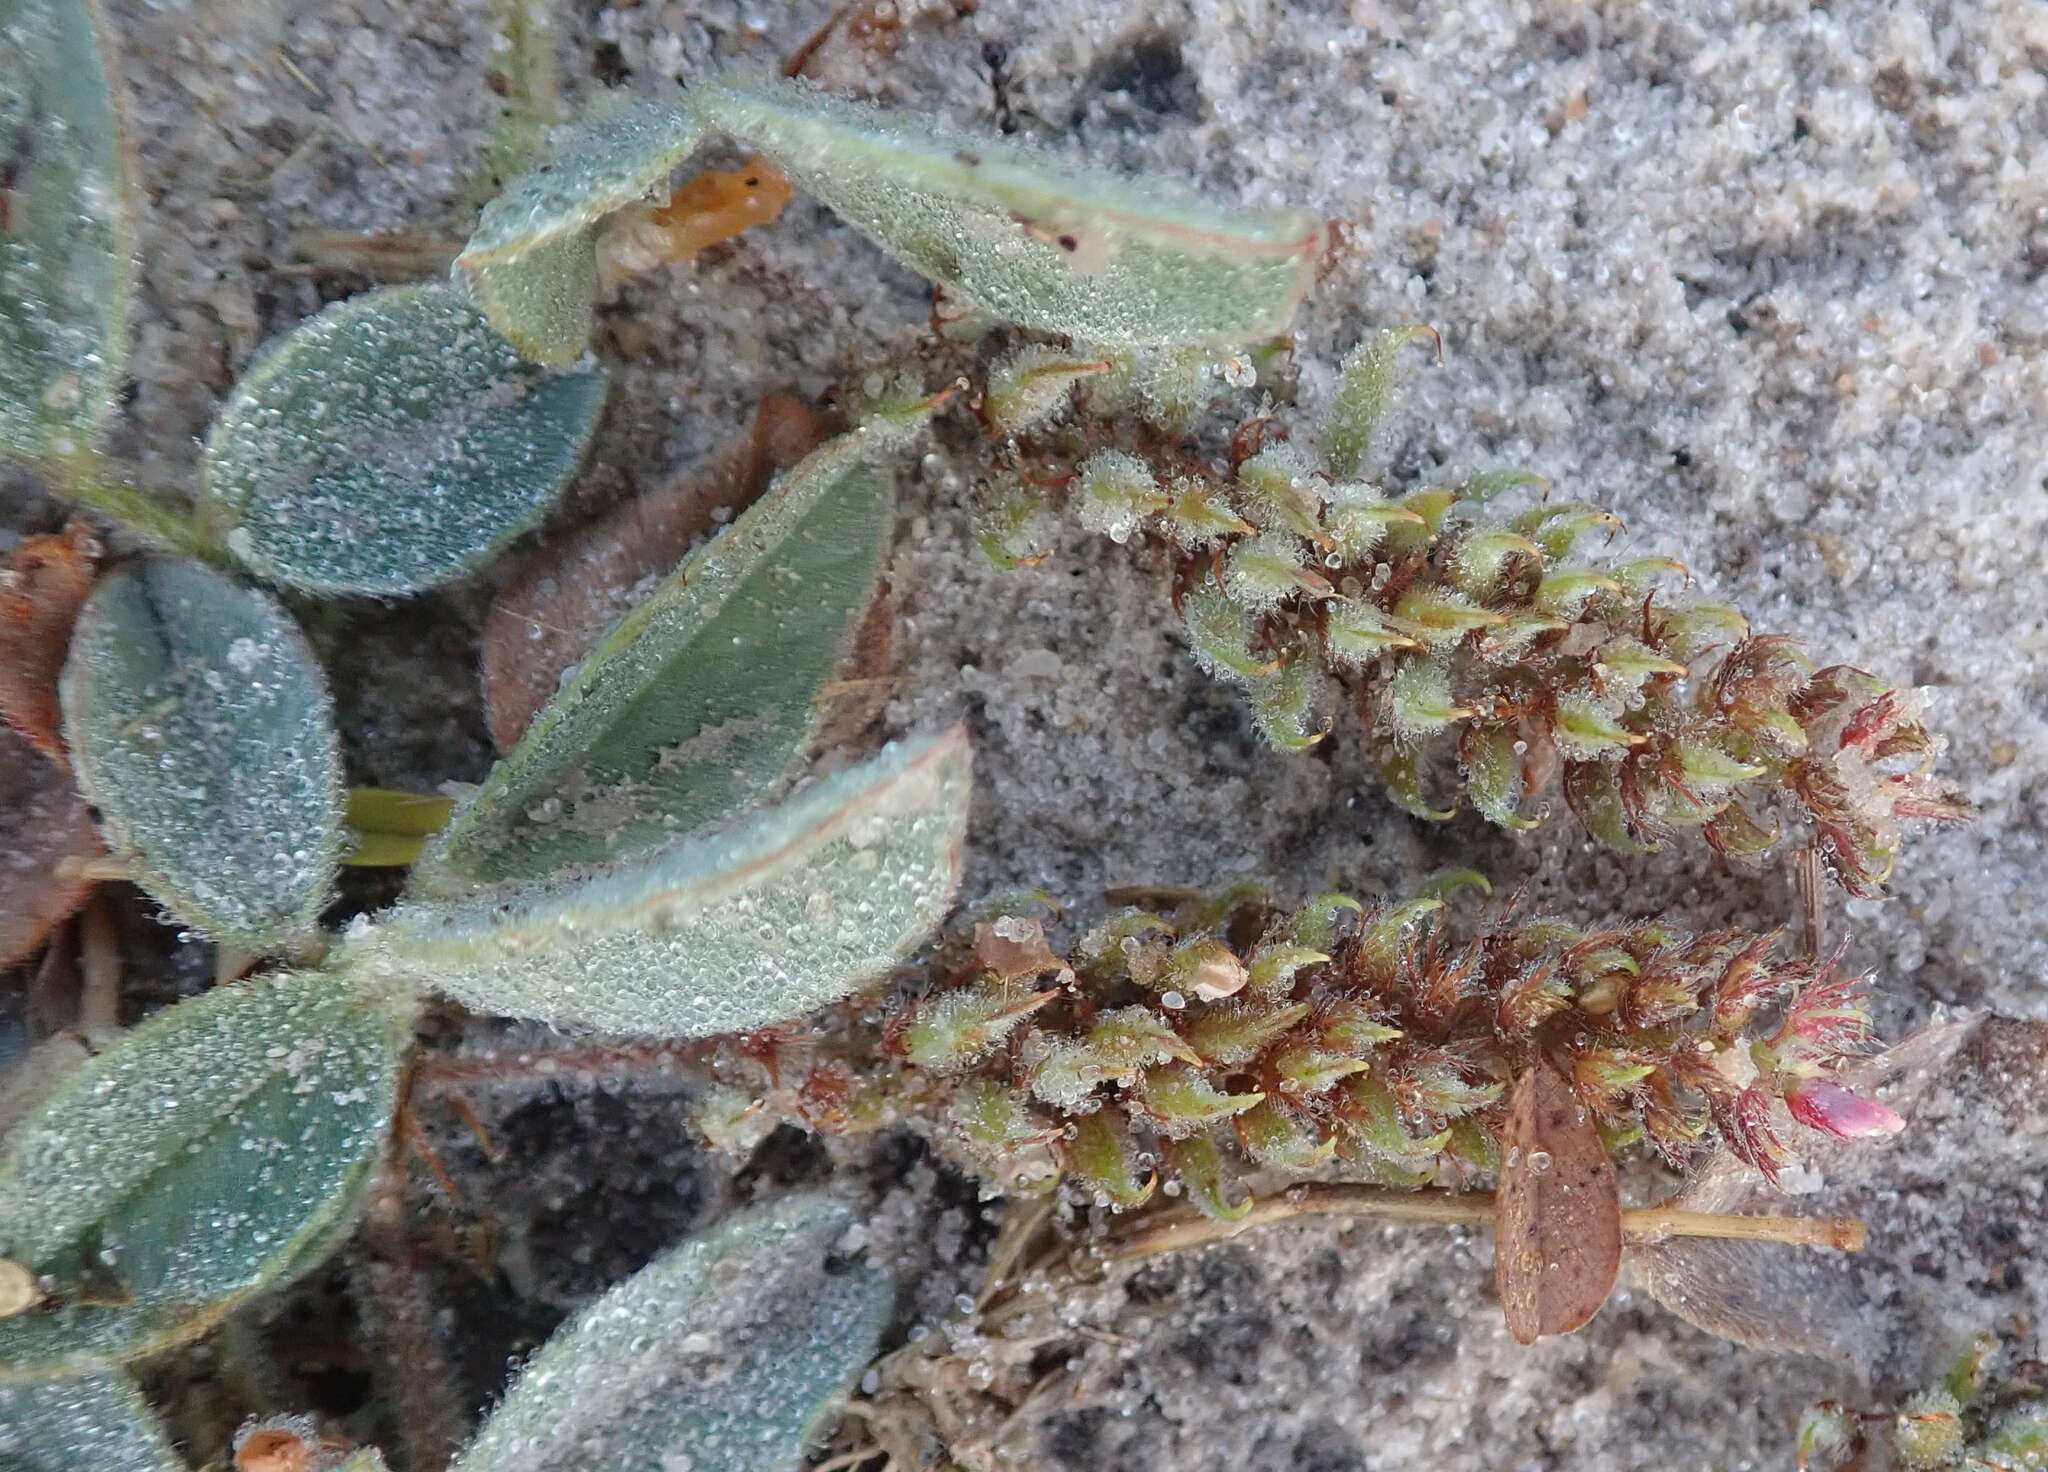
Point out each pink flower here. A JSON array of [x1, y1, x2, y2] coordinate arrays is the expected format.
[[1785, 1078, 1905, 1139]]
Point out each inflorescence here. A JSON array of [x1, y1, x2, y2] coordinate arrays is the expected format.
[[966, 329, 1969, 895], [695, 882, 1904, 1217]]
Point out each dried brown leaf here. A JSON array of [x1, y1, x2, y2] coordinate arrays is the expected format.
[[812, 580, 895, 753], [1495, 1056, 1623, 1343], [0, 1258, 40, 1318], [0, 722, 101, 968], [481, 393, 827, 750], [1629, 1230, 1875, 1368], [0, 520, 101, 763]]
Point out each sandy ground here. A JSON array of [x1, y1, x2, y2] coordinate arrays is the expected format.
[[6, 0, 2048, 1467]]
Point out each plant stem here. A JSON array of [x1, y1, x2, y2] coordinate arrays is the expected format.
[[468, 0, 560, 209], [411, 1038, 709, 1091], [49, 450, 226, 562], [350, 1156, 467, 1472], [1102, 1183, 1865, 1263]]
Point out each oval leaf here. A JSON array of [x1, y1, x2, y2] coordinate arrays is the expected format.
[[688, 76, 1324, 347], [1494, 1057, 1622, 1344], [0, 969, 414, 1377], [455, 96, 701, 364], [450, 1195, 890, 1472], [0, 1368, 183, 1470], [203, 283, 606, 595], [59, 558, 343, 954], [0, 0, 136, 463], [353, 728, 971, 1037], [418, 427, 894, 890]]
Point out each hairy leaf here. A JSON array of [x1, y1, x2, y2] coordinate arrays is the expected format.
[[0, 0, 136, 463], [0, 969, 414, 1377], [421, 427, 892, 889], [449, 1195, 890, 1472], [1320, 326, 1435, 480], [689, 76, 1324, 346], [1494, 1058, 1622, 1344], [203, 283, 606, 595], [354, 728, 971, 1037], [59, 558, 343, 954], [0, 1367, 183, 1470], [481, 393, 824, 752], [455, 96, 702, 363]]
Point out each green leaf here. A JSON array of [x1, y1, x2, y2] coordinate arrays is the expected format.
[[352, 729, 971, 1037], [59, 558, 343, 955], [0, 970, 414, 1378], [455, 96, 702, 364], [203, 283, 605, 595], [1135, 1062, 1263, 1134], [0, 1368, 183, 1470], [1249, 658, 1330, 752], [0, 0, 136, 464], [417, 429, 895, 889], [1320, 327, 1435, 480], [1978, 1410, 2048, 1469], [1163, 1135, 1252, 1222], [449, 1196, 890, 1472], [1063, 1108, 1154, 1209], [1463, 724, 1537, 830], [1181, 586, 1270, 683], [1562, 759, 1651, 854], [689, 76, 1324, 346]]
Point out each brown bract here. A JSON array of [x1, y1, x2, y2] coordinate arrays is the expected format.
[[0, 519, 101, 764], [970, 916, 1063, 980], [1495, 1057, 1623, 1343], [233, 1419, 352, 1472], [481, 393, 827, 750], [0, 722, 102, 969]]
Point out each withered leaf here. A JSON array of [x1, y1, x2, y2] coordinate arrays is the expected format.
[[0, 520, 101, 764], [0, 721, 101, 969], [481, 393, 826, 750], [970, 916, 1063, 980], [1495, 1056, 1623, 1343], [811, 580, 894, 753], [1628, 1229, 1873, 1369]]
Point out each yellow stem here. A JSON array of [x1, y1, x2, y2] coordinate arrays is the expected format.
[[1103, 1183, 1864, 1264]]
